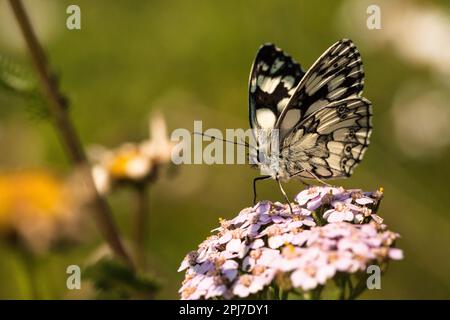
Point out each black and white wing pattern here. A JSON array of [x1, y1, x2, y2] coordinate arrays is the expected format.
[[275, 39, 365, 140], [249, 44, 305, 131], [280, 98, 372, 179], [247, 39, 372, 181]]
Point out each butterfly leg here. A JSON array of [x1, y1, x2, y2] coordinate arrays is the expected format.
[[277, 178, 293, 214], [304, 169, 332, 187], [253, 175, 271, 205], [293, 170, 331, 187]]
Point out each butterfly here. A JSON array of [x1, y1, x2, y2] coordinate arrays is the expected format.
[[248, 39, 372, 208]]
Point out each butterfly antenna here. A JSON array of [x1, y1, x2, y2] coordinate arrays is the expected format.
[[240, 137, 256, 150], [276, 178, 293, 214], [193, 132, 249, 148]]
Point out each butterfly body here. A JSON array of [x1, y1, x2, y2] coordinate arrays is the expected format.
[[248, 40, 372, 202]]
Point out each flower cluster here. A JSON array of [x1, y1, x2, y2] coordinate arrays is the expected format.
[[178, 186, 403, 300], [89, 113, 174, 194]]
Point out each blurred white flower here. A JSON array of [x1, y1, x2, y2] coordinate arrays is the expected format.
[[338, 0, 450, 78], [392, 86, 450, 158], [140, 112, 174, 164], [89, 113, 174, 194], [91, 164, 111, 195]]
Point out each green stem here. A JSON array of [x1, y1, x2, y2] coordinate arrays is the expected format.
[[303, 291, 313, 300], [313, 285, 324, 300], [273, 285, 280, 300], [18, 250, 39, 299], [8, 0, 134, 270], [334, 275, 348, 300], [348, 274, 369, 300], [347, 276, 354, 298], [340, 277, 347, 300], [133, 184, 149, 270], [311, 211, 325, 226]]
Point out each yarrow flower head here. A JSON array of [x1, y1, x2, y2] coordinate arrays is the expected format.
[[178, 186, 402, 300]]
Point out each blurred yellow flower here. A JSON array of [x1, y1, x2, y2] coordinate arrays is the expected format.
[[0, 170, 83, 253], [89, 112, 175, 194]]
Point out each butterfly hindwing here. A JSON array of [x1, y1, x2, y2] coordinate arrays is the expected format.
[[249, 44, 305, 131], [280, 97, 372, 179], [276, 39, 365, 139]]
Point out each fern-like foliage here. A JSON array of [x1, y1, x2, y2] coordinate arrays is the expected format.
[[84, 258, 160, 299], [0, 54, 53, 120]]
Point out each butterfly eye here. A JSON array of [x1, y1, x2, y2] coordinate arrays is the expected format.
[[257, 150, 265, 163]]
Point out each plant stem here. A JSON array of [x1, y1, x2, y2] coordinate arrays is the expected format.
[[273, 285, 280, 300], [347, 276, 354, 296], [303, 291, 313, 300], [8, 0, 134, 269], [311, 211, 325, 226], [313, 285, 324, 300], [19, 250, 39, 299], [133, 184, 149, 270], [348, 274, 368, 300], [334, 275, 348, 300]]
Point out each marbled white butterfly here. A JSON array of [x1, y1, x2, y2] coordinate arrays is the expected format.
[[249, 39, 372, 206]]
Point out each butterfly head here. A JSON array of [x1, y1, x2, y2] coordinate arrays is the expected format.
[[250, 138, 282, 180]]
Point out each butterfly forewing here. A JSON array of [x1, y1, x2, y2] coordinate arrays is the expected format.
[[247, 39, 371, 183], [249, 44, 305, 131], [275, 39, 365, 140], [281, 98, 372, 179]]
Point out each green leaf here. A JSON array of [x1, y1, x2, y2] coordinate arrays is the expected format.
[[83, 258, 159, 299], [0, 54, 52, 120]]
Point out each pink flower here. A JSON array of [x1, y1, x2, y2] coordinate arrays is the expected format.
[[221, 259, 239, 281], [233, 268, 277, 298], [295, 187, 322, 205], [296, 186, 347, 210], [323, 204, 355, 223], [388, 248, 404, 260], [226, 238, 242, 253], [355, 197, 374, 205], [178, 186, 403, 300], [291, 269, 318, 291]]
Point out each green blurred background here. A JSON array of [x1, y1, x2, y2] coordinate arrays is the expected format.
[[0, 0, 449, 299]]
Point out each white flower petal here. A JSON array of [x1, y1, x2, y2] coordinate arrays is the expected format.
[[226, 238, 242, 253]]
